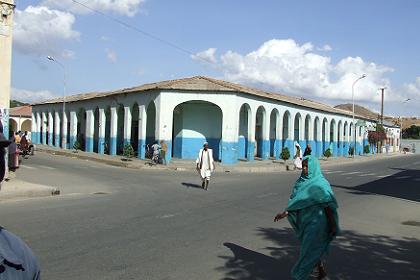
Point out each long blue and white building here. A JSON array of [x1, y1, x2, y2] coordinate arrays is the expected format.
[[31, 76, 401, 164]]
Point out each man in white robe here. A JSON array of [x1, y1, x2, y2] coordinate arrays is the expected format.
[[196, 142, 215, 190]]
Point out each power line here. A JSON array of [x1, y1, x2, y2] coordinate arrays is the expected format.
[[71, 0, 216, 66]]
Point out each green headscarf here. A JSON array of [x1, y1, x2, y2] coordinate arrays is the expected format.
[[286, 155, 338, 212]]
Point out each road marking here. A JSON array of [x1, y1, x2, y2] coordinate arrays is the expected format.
[[20, 165, 36, 170], [357, 173, 377, 177], [395, 176, 411, 179], [38, 165, 57, 170], [158, 214, 176, 219], [376, 175, 391, 178], [347, 171, 362, 175], [324, 170, 344, 174], [257, 192, 278, 198]]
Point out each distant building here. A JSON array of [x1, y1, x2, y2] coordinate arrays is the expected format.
[[31, 76, 401, 164], [9, 105, 32, 136]]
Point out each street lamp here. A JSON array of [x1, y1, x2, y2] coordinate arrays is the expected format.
[[47, 56, 67, 149], [351, 74, 366, 158]]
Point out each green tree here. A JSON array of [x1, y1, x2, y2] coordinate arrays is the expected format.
[[280, 147, 290, 162], [123, 143, 134, 159], [323, 148, 332, 159]]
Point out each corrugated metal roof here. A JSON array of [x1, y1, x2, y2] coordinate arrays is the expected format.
[[9, 105, 32, 117], [34, 76, 369, 120]]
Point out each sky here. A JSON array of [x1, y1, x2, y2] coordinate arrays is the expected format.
[[10, 0, 420, 117]]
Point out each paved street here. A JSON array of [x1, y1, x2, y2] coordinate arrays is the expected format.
[[0, 153, 419, 279]]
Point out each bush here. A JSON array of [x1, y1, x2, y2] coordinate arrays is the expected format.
[[123, 143, 134, 159], [280, 147, 290, 162], [323, 148, 332, 159], [73, 140, 81, 151], [364, 145, 370, 154], [348, 146, 355, 156]]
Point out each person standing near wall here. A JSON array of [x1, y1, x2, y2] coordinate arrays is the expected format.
[[196, 142, 215, 190], [160, 140, 167, 165], [0, 132, 42, 279]]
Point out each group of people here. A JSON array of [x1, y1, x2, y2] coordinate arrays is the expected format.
[[293, 142, 313, 170], [7, 131, 30, 173], [149, 140, 168, 165]]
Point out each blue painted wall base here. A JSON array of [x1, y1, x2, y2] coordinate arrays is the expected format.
[[85, 137, 94, 152], [221, 141, 238, 165], [109, 137, 117, 156], [138, 139, 146, 159], [98, 137, 105, 154], [247, 141, 255, 161]]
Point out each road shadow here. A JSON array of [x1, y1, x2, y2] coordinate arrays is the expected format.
[[181, 182, 203, 189], [332, 167, 420, 202], [218, 227, 420, 279]]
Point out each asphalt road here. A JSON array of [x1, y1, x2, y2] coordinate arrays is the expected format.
[[0, 153, 419, 279]]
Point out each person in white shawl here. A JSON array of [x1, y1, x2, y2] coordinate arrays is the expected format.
[[293, 142, 303, 170], [196, 142, 215, 190]]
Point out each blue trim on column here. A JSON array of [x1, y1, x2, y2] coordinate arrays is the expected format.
[[261, 139, 270, 160], [247, 141, 255, 161], [31, 132, 37, 144], [48, 133, 53, 146], [299, 140, 307, 151], [110, 137, 117, 156], [85, 137, 93, 152], [55, 134, 60, 148], [70, 135, 76, 149], [315, 140, 322, 158], [331, 141, 338, 157], [221, 141, 238, 165], [98, 137, 105, 154], [238, 136, 246, 159], [163, 140, 172, 163], [42, 132, 46, 145], [337, 141, 343, 157], [138, 139, 146, 159]]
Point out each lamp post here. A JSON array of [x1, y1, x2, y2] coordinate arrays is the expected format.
[[47, 56, 67, 149], [351, 74, 366, 157]]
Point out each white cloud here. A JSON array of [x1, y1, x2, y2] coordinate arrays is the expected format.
[[11, 88, 58, 104], [42, 0, 146, 17], [404, 77, 420, 99], [105, 48, 117, 63], [195, 39, 396, 103], [13, 6, 79, 56], [317, 44, 332, 51], [191, 48, 218, 64]]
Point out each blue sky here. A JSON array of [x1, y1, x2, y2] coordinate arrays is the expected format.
[[11, 0, 420, 116]]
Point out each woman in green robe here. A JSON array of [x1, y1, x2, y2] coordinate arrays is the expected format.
[[274, 155, 339, 280]]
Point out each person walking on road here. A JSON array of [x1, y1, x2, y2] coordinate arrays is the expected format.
[[293, 143, 303, 170], [274, 155, 339, 280], [196, 142, 215, 190]]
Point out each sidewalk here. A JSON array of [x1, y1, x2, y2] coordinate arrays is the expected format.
[[35, 144, 410, 173], [0, 177, 59, 202]]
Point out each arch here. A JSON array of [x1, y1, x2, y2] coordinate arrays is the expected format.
[[172, 100, 222, 161], [322, 118, 328, 153], [255, 106, 267, 159], [8, 118, 18, 134], [76, 108, 86, 151], [330, 119, 337, 156], [50, 111, 56, 147], [269, 108, 280, 159], [238, 103, 252, 160], [343, 121, 349, 156], [282, 110, 292, 158], [104, 106, 111, 154], [146, 101, 157, 156], [21, 119, 31, 133], [131, 103, 140, 155], [116, 104, 125, 155], [304, 114, 311, 154], [93, 107, 100, 153], [337, 120, 343, 156], [294, 113, 302, 143]]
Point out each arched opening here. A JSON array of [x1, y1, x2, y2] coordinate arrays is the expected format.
[[294, 113, 301, 143], [337, 121, 342, 156], [131, 103, 139, 156], [330, 119, 336, 156], [8, 119, 17, 135], [172, 100, 222, 161], [93, 107, 100, 153], [282, 111, 291, 156], [270, 109, 279, 158], [77, 108, 86, 151], [322, 118, 328, 153], [117, 105, 125, 155], [146, 101, 157, 155], [21, 119, 31, 133], [238, 103, 251, 160], [304, 114, 311, 149], [255, 106, 266, 158]]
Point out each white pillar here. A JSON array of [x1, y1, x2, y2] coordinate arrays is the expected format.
[[69, 111, 78, 149], [109, 107, 118, 155], [221, 104, 240, 164], [138, 105, 147, 159], [36, 112, 41, 144], [48, 111, 53, 145], [54, 111, 60, 148], [85, 109, 94, 152], [124, 106, 132, 146], [62, 111, 68, 149], [41, 112, 47, 145], [31, 112, 37, 143], [98, 108, 106, 154]]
